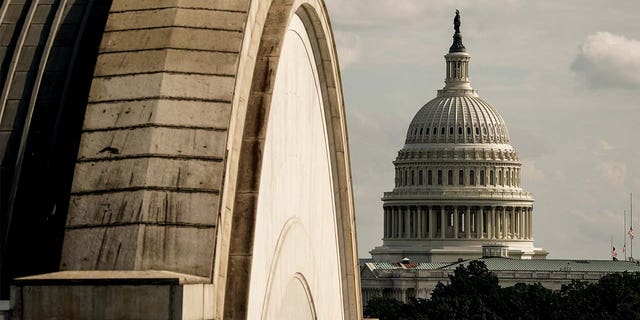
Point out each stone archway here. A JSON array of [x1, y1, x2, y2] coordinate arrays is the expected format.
[[216, 1, 360, 318]]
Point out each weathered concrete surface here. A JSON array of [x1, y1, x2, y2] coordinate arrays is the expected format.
[[12, 271, 213, 320], [59, 0, 245, 278]]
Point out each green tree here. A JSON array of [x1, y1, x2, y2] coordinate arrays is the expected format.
[[364, 296, 405, 320], [425, 260, 501, 319]]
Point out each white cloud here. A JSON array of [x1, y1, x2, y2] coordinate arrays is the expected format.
[[325, 0, 520, 28], [572, 32, 640, 89], [334, 31, 362, 69], [597, 138, 614, 151], [521, 160, 545, 182], [598, 161, 626, 189], [326, 0, 428, 28]]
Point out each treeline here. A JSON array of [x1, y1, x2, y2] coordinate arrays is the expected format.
[[364, 260, 640, 320]]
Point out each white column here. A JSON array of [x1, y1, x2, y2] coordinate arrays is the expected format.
[[478, 207, 484, 239], [513, 207, 517, 239], [415, 207, 420, 238], [465, 207, 471, 239], [416, 206, 422, 238], [500, 208, 506, 239], [489, 207, 498, 239], [453, 207, 459, 239], [520, 208, 524, 239], [528, 208, 533, 240], [404, 207, 410, 238], [392, 207, 398, 238], [511, 207, 516, 239], [440, 207, 446, 239], [383, 208, 388, 238], [428, 206, 434, 239]]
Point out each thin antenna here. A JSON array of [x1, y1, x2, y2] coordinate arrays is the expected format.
[[631, 192, 634, 259], [625, 210, 627, 260]]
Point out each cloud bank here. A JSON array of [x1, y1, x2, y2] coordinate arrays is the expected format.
[[572, 32, 640, 89]]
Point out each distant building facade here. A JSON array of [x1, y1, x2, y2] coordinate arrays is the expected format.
[[361, 256, 640, 303]]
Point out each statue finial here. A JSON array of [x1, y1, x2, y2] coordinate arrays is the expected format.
[[449, 10, 466, 52]]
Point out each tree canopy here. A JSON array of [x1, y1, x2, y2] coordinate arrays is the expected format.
[[364, 261, 640, 320]]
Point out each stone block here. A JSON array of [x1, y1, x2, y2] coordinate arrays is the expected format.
[[16, 46, 38, 72], [181, 284, 204, 319], [0, 23, 13, 46], [164, 49, 239, 76], [138, 225, 215, 277], [88, 73, 235, 102], [77, 127, 226, 161], [71, 157, 223, 193], [8, 72, 33, 100], [4, 4, 27, 24], [0, 100, 24, 130], [67, 190, 219, 226], [94, 49, 238, 76], [60, 225, 140, 270], [106, 8, 245, 32], [83, 99, 231, 130], [12, 271, 212, 320], [24, 24, 45, 46], [99, 28, 243, 53], [78, 127, 227, 160], [109, 0, 249, 12], [33, 4, 54, 24]]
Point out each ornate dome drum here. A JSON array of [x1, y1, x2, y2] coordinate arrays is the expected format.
[[370, 12, 547, 262]]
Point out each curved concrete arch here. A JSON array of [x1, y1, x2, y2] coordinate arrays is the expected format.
[[216, 0, 360, 318]]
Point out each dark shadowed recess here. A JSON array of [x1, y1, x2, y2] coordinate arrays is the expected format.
[[0, 0, 113, 299]]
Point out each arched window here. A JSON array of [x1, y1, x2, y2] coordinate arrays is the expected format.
[[419, 170, 423, 185], [470, 170, 476, 186], [433, 128, 437, 135], [437, 170, 443, 185], [490, 170, 495, 185], [448, 170, 453, 185], [467, 127, 471, 135], [480, 170, 485, 185], [441, 127, 445, 135], [426, 128, 430, 135], [499, 170, 503, 185], [419, 128, 423, 135], [475, 127, 480, 135], [458, 127, 463, 135], [428, 170, 433, 185], [449, 127, 454, 135], [411, 170, 415, 185], [459, 170, 464, 185]]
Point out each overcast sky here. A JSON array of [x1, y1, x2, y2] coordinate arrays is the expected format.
[[324, 0, 640, 260]]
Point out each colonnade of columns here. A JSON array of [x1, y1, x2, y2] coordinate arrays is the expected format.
[[383, 205, 532, 240], [362, 288, 420, 305]]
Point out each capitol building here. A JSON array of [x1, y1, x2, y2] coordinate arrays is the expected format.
[[361, 12, 640, 304], [370, 12, 546, 263]]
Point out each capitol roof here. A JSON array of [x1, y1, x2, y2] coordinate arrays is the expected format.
[[365, 257, 640, 273], [406, 95, 510, 145]]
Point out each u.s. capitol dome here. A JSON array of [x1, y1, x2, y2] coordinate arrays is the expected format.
[[370, 15, 547, 262]]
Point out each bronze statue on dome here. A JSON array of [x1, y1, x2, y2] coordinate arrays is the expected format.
[[454, 9, 461, 33]]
